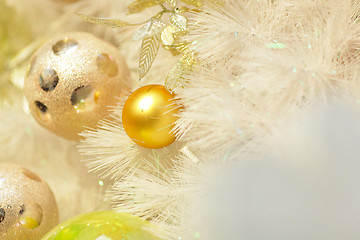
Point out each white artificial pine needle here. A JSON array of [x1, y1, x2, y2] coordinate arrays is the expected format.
[[3, 0, 360, 239]]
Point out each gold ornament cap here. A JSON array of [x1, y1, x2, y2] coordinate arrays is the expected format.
[[0, 164, 58, 240], [122, 84, 182, 149], [24, 32, 131, 140]]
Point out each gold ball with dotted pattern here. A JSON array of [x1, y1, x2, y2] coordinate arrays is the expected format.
[[24, 32, 131, 140], [122, 84, 182, 149], [0, 164, 58, 240]]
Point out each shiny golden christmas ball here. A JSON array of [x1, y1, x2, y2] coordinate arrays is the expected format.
[[24, 32, 131, 140], [122, 84, 182, 149], [0, 164, 58, 240]]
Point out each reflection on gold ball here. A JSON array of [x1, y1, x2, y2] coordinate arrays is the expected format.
[[122, 84, 182, 149], [24, 32, 130, 140], [0, 164, 58, 240]]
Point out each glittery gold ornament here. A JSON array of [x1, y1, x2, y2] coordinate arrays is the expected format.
[[42, 211, 162, 240], [122, 84, 182, 149], [0, 164, 58, 240], [24, 32, 131, 140]]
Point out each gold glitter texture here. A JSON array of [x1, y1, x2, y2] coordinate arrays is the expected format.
[[24, 32, 131, 140], [0, 164, 58, 240]]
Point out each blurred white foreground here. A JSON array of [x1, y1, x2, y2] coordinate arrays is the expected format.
[[201, 105, 360, 240]]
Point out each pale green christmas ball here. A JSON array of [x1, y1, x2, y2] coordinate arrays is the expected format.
[[41, 211, 162, 240]]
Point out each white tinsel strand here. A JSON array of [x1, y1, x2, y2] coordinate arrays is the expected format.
[[79, 109, 193, 239], [175, 0, 360, 154], [79, 102, 183, 180], [42, 0, 360, 239], [186, 0, 289, 62], [108, 149, 201, 239]]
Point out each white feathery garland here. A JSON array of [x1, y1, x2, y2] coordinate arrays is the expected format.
[[176, 0, 360, 152], [2, 0, 360, 239], [82, 0, 360, 238], [79, 102, 189, 238]]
